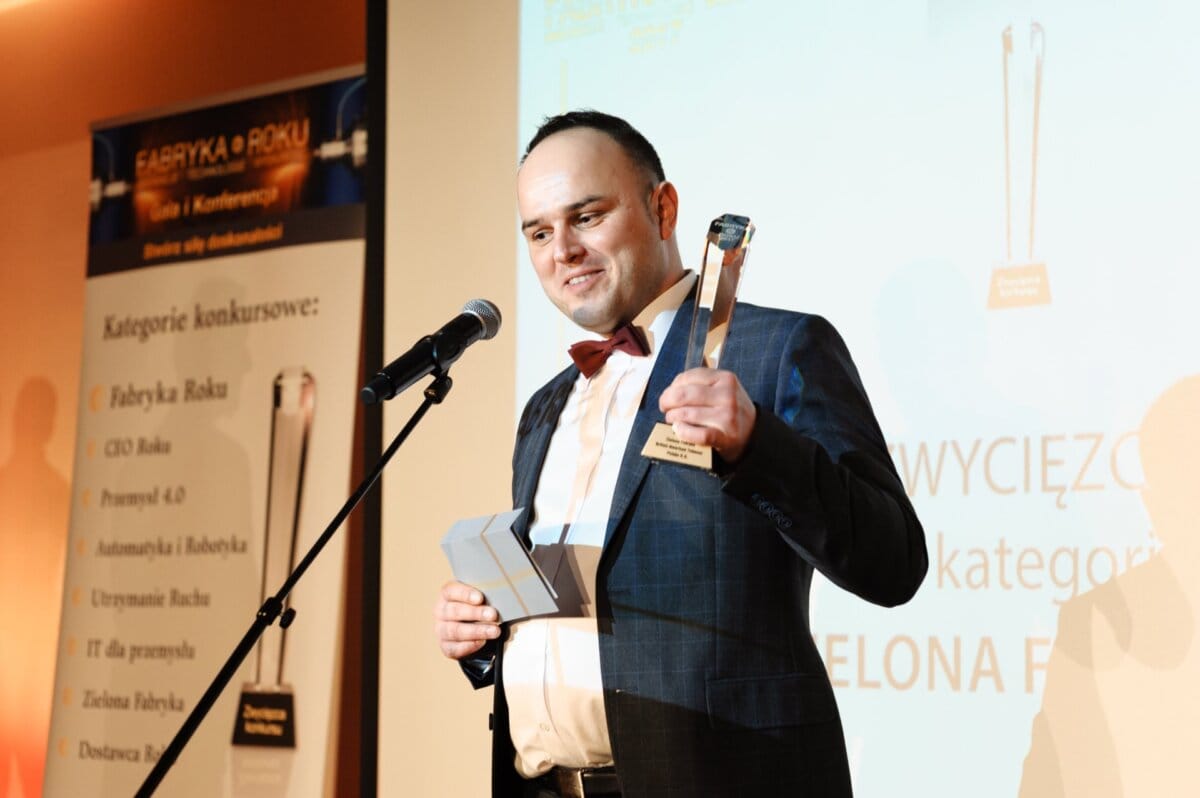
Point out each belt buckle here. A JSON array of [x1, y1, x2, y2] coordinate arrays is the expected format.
[[551, 767, 586, 798]]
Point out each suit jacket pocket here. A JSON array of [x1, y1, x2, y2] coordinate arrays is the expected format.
[[705, 672, 837, 730]]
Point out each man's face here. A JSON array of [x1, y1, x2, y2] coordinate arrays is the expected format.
[[517, 127, 679, 334]]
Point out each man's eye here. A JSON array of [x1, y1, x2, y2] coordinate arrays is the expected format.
[[578, 213, 599, 226], [530, 229, 550, 243]]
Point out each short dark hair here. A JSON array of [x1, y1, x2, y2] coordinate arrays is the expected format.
[[522, 110, 666, 183]]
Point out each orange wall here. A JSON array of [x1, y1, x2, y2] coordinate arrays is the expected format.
[[377, 2, 519, 794], [0, 3, 363, 796]]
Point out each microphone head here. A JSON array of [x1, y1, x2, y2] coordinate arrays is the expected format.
[[462, 298, 502, 340]]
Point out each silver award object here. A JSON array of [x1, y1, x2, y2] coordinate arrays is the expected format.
[[642, 214, 755, 470], [989, 21, 1051, 308], [233, 368, 315, 748]]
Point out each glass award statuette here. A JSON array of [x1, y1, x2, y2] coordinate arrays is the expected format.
[[233, 368, 315, 748], [642, 213, 755, 470], [989, 21, 1051, 309]]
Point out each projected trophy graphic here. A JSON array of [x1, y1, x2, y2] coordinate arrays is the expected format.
[[989, 21, 1050, 309], [642, 213, 754, 470], [233, 368, 315, 748]]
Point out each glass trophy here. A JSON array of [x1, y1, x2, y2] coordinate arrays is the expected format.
[[989, 21, 1051, 308], [642, 213, 754, 470], [233, 368, 315, 748]]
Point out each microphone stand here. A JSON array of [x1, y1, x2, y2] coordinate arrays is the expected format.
[[135, 371, 454, 797]]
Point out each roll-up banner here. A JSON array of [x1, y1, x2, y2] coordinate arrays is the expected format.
[[45, 68, 367, 797]]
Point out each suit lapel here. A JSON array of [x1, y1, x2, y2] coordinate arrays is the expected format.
[[602, 294, 694, 550], [512, 366, 577, 544]]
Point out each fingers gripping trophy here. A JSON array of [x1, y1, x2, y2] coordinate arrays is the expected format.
[[642, 213, 755, 470]]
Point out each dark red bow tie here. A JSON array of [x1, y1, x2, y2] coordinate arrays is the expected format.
[[568, 323, 650, 378]]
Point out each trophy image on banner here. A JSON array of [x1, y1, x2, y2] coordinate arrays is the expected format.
[[233, 368, 316, 748], [989, 21, 1051, 309], [642, 213, 754, 470]]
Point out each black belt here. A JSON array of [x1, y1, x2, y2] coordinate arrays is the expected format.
[[531, 765, 622, 798]]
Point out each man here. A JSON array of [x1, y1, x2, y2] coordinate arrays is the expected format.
[[435, 111, 927, 797]]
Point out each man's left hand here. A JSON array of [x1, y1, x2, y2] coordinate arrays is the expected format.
[[659, 367, 757, 464]]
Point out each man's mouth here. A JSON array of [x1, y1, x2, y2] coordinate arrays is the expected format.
[[565, 271, 601, 288]]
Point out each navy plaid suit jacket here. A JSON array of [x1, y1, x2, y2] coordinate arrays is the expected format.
[[471, 297, 927, 797]]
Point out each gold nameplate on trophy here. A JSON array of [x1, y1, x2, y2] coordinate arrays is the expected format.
[[233, 368, 314, 748], [643, 213, 754, 470], [642, 425, 714, 469], [988, 21, 1051, 309]]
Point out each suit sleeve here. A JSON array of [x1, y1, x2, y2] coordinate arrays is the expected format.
[[459, 643, 497, 688], [720, 313, 927, 607], [454, 383, 556, 689]]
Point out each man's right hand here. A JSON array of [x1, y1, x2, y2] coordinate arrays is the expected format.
[[434, 580, 501, 660]]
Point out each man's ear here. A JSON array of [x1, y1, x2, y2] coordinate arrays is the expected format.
[[652, 181, 679, 240]]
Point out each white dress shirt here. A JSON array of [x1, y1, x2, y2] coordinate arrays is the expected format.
[[503, 273, 696, 778]]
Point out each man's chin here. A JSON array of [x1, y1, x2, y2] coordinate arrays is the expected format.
[[568, 303, 618, 334]]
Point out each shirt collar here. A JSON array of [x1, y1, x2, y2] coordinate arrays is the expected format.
[[630, 271, 696, 356]]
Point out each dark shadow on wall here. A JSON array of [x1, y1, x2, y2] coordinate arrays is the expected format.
[[0, 377, 69, 798]]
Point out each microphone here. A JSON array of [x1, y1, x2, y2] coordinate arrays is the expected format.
[[360, 299, 501, 404]]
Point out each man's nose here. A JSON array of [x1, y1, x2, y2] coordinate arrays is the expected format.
[[553, 227, 585, 264]]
